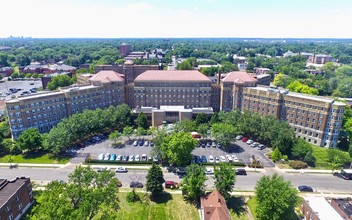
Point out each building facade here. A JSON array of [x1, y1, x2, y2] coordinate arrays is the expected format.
[[0, 177, 34, 220], [5, 70, 345, 148]]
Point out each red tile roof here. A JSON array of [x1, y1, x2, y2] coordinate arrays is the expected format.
[[222, 71, 258, 84], [134, 70, 211, 82], [90, 70, 124, 83], [201, 190, 231, 220]]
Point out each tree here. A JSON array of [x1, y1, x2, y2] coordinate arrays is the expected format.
[[15, 128, 42, 152], [197, 123, 209, 139], [177, 60, 192, 70], [161, 132, 198, 166], [32, 166, 119, 219], [123, 126, 134, 141], [46, 74, 75, 90], [291, 139, 315, 163], [109, 131, 121, 145], [173, 119, 196, 133], [330, 155, 343, 173], [180, 164, 207, 202], [211, 123, 238, 147], [135, 112, 149, 130], [349, 145, 352, 168], [255, 174, 299, 220], [271, 147, 282, 162], [195, 113, 209, 126], [146, 164, 165, 196], [214, 163, 236, 200]]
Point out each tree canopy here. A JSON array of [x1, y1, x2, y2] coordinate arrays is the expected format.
[[180, 164, 207, 202], [146, 164, 165, 196], [16, 128, 42, 152], [214, 163, 236, 200]]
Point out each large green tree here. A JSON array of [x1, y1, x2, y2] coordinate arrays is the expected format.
[[32, 166, 119, 219], [109, 131, 121, 145], [255, 174, 299, 220], [161, 132, 198, 166], [135, 112, 149, 130], [180, 164, 207, 202], [146, 164, 165, 196], [211, 123, 238, 147], [16, 128, 42, 152], [46, 74, 75, 90], [214, 163, 236, 200]]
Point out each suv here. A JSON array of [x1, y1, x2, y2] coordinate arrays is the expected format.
[[165, 181, 179, 189]]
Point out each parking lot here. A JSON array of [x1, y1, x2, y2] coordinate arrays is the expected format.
[[0, 78, 42, 99], [79, 135, 274, 167]]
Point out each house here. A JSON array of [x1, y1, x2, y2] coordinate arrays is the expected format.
[[300, 197, 343, 220], [200, 190, 231, 220], [0, 177, 34, 220], [330, 198, 352, 220], [0, 67, 13, 77]]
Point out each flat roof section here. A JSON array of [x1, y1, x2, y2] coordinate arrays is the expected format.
[[304, 197, 343, 220], [134, 70, 211, 82]]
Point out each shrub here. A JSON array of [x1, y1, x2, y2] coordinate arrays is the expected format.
[[288, 160, 307, 169], [126, 190, 140, 203]]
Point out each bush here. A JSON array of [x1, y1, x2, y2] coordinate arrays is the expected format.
[[126, 190, 140, 203], [288, 160, 307, 169]]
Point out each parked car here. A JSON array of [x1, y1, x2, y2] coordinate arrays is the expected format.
[[128, 155, 134, 162], [175, 167, 187, 175], [135, 154, 140, 161], [98, 153, 104, 160], [104, 153, 111, 160], [225, 155, 233, 162], [130, 181, 144, 188], [220, 156, 226, 162], [97, 167, 109, 172], [165, 181, 179, 189], [246, 139, 254, 145], [209, 155, 214, 163], [201, 155, 207, 163], [232, 155, 239, 162], [257, 144, 266, 150], [251, 142, 259, 148], [110, 154, 116, 161], [117, 181, 122, 187], [153, 156, 159, 163], [212, 142, 217, 148], [138, 140, 144, 146], [141, 154, 148, 161], [150, 141, 154, 147], [116, 155, 122, 161], [241, 137, 248, 142], [144, 141, 149, 146], [206, 142, 211, 147], [122, 155, 129, 161], [205, 168, 214, 175], [115, 167, 128, 173], [215, 156, 220, 163], [235, 168, 247, 175], [297, 185, 313, 192], [236, 135, 242, 140], [133, 141, 138, 146]]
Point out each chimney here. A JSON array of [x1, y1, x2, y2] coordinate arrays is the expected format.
[[217, 68, 221, 85]]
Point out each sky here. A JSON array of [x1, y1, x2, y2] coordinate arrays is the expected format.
[[1, 0, 352, 38]]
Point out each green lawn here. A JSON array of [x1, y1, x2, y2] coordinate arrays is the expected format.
[[0, 152, 70, 164], [247, 197, 257, 220], [227, 196, 249, 220], [117, 192, 199, 220], [311, 145, 350, 169]]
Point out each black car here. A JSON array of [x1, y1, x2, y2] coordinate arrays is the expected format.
[[235, 168, 247, 175], [130, 181, 144, 188], [297, 185, 313, 192]]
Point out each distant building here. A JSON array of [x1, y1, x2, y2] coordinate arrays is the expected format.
[[300, 197, 343, 220], [0, 177, 34, 220], [283, 50, 297, 57], [0, 67, 13, 77], [200, 190, 231, 220], [77, 73, 95, 85], [331, 198, 352, 220], [22, 62, 76, 74], [253, 67, 271, 76], [312, 54, 332, 64], [254, 74, 271, 86], [119, 43, 131, 57]]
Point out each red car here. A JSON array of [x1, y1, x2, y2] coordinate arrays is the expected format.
[[241, 137, 248, 142], [165, 181, 179, 189]]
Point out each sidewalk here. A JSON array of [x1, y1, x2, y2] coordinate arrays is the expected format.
[[0, 162, 68, 168]]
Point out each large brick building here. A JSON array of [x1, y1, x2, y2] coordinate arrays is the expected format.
[[5, 69, 345, 148], [0, 177, 34, 220]]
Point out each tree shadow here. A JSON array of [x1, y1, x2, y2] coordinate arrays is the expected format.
[[226, 196, 247, 216], [223, 144, 245, 153], [150, 192, 172, 204], [22, 150, 46, 159]]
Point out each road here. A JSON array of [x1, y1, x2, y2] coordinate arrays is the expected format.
[[1, 166, 351, 194]]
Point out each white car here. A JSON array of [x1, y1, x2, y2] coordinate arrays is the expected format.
[[251, 142, 259, 148], [215, 157, 220, 163], [205, 168, 214, 175], [220, 156, 226, 162], [116, 155, 122, 161], [209, 155, 214, 163], [144, 141, 149, 146], [246, 139, 254, 145], [98, 153, 104, 160], [128, 155, 134, 162], [135, 154, 140, 161], [232, 155, 239, 162], [115, 167, 128, 173], [236, 135, 242, 140], [133, 141, 138, 146], [226, 155, 233, 162]]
